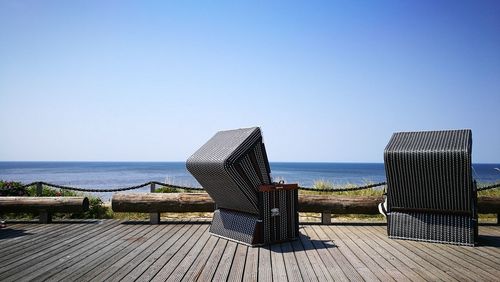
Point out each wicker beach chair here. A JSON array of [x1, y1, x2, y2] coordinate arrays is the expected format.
[[186, 127, 299, 246], [384, 129, 478, 246]]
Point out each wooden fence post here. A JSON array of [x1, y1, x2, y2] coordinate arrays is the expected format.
[[36, 182, 52, 223], [149, 183, 160, 224], [36, 182, 42, 196], [321, 212, 332, 225], [39, 211, 52, 224]]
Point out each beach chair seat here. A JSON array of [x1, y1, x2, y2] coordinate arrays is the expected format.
[[187, 127, 299, 246], [384, 129, 477, 246]]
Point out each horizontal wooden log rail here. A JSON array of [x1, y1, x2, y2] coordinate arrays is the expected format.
[[0, 197, 89, 223], [112, 193, 214, 213], [112, 193, 500, 224]]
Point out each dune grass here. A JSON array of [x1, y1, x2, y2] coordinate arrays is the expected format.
[[299, 179, 385, 196], [478, 187, 500, 196]]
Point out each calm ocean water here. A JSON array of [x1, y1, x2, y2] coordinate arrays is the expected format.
[[1, 162, 499, 200]]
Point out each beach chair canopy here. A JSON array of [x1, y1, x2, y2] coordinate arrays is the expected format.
[[187, 127, 272, 215], [385, 129, 473, 212]]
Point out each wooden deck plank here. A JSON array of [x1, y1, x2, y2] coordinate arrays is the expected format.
[[0, 221, 106, 256], [196, 237, 228, 281], [305, 225, 363, 281], [360, 225, 459, 281], [364, 225, 462, 282], [242, 243, 259, 281], [312, 225, 380, 281], [0, 223, 58, 245], [478, 227, 500, 257], [339, 225, 412, 281], [0, 221, 58, 233], [391, 233, 497, 281], [134, 224, 201, 282], [297, 231, 334, 281], [327, 225, 396, 281], [163, 225, 211, 282], [291, 235, 319, 281], [270, 243, 288, 281], [66, 223, 176, 281], [119, 223, 191, 281], [478, 226, 500, 237], [0, 223, 88, 263], [212, 240, 238, 281], [281, 241, 304, 281], [257, 246, 273, 282], [337, 226, 397, 274], [415, 229, 500, 272], [350, 225, 429, 282], [373, 225, 500, 280], [434, 241, 500, 270], [427, 243, 500, 280], [227, 243, 248, 282], [301, 227, 350, 282], [0, 221, 84, 249], [477, 239, 500, 258], [0, 220, 124, 281], [86, 224, 179, 281], [402, 241, 479, 281], [20, 222, 141, 281], [151, 225, 210, 281], [181, 235, 220, 281], [482, 226, 500, 236], [0, 221, 499, 282], [41, 223, 154, 282]]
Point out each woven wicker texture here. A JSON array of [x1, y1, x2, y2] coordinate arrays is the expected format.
[[388, 212, 476, 246], [210, 209, 260, 245], [384, 129, 477, 245], [186, 127, 271, 214], [260, 189, 299, 244], [384, 129, 473, 212]]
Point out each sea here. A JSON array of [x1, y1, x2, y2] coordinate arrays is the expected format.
[[1, 162, 499, 201]]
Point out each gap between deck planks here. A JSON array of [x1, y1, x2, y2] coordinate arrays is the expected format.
[[0, 220, 499, 282]]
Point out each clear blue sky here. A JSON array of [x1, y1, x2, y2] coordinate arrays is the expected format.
[[1, 1, 499, 163]]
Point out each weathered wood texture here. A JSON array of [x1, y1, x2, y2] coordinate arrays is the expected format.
[[0, 220, 499, 281], [299, 195, 383, 213], [112, 192, 500, 214], [112, 193, 214, 213], [0, 197, 89, 213]]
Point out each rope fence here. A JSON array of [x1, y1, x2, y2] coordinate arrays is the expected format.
[[298, 182, 387, 192], [477, 182, 500, 191], [14, 180, 500, 193], [20, 181, 152, 193]]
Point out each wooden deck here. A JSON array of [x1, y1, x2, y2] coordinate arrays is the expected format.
[[1, 220, 499, 281]]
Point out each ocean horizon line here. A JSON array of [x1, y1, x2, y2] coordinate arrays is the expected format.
[[1, 161, 499, 165]]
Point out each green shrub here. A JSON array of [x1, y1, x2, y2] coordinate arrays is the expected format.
[[71, 196, 113, 219], [0, 181, 113, 220], [154, 186, 181, 193], [154, 185, 204, 193], [0, 181, 28, 196], [25, 185, 79, 197]]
